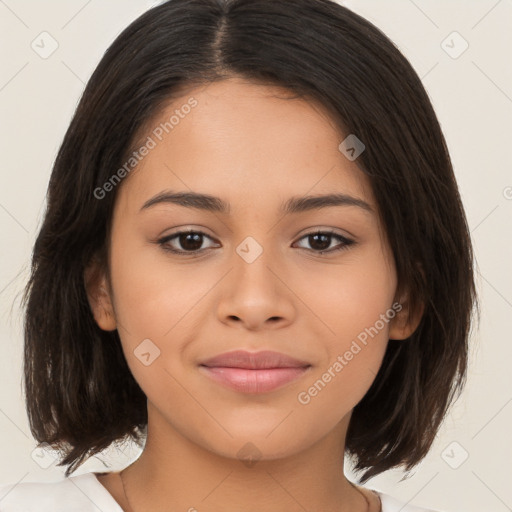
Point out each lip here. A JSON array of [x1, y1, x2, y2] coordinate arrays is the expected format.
[[200, 350, 310, 369], [199, 350, 311, 393]]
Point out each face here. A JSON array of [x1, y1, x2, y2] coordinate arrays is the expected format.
[[87, 77, 416, 461]]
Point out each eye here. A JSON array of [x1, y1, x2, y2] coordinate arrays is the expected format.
[[157, 229, 355, 256], [157, 230, 219, 254], [294, 230, 355, 254]]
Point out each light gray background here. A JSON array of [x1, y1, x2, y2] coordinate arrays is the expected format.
[[0, 1, 511, 511]]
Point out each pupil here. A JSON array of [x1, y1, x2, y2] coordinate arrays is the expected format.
[[310, 234, 330, 251], [180, 233, 203, 251]]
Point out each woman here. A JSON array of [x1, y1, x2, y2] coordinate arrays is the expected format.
[[0, 0, 476, 510]]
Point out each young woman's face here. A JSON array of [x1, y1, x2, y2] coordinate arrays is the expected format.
[[90, 77, 413, 461]]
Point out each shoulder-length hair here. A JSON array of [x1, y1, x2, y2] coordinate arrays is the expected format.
[[23, 0, 477, 482]]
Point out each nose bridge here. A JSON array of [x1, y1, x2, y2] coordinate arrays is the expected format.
[[232, 233, 280, 292], [229, 199, 278, 265]]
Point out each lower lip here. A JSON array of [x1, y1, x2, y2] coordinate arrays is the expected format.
[[199, 366, 310, 393]]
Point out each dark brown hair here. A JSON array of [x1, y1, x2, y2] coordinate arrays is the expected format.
[[23, 0, 477, 482]]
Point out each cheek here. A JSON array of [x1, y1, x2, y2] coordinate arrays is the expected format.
[[295, 250, 396, 407], [107, 239, 208, 404], [303, 247, 396, 341], [109, 231, 206, 336]]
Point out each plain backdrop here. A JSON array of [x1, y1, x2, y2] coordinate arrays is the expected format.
[[0, 1, 511, 511]]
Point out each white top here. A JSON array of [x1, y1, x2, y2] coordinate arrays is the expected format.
[[0, 472, 442, 511]]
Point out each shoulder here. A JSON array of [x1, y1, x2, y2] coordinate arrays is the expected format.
[[0, 472, 123, 512], [375, 489, 444, 512]]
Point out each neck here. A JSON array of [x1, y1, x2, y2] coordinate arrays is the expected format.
[[118, 403, 371, 512]]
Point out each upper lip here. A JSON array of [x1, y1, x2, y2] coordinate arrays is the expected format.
[[200, 350, 311, 369]]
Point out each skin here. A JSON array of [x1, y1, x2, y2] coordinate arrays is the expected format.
[[86, 77, 422, 512]]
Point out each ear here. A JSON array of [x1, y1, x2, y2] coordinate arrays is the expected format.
[[84, 258, 117, 331], [388, 291, 424, 341]]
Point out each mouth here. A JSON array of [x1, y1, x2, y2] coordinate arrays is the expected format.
[[198, 350, 312, 393]]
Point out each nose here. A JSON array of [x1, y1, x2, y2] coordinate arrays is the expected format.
[[215, 240, 296, 331]]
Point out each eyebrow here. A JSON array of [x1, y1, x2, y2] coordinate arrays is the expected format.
[[140, 190, 373, 215]]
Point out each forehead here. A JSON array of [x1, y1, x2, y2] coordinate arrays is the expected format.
[[116, 77, 375, 214]]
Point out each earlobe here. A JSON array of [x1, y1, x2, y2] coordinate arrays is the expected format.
[[84, 261, 117, 332], [388, 294, 424, 341]]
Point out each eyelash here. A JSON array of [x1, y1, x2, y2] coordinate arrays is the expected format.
[[156, 229, 355, 256]]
